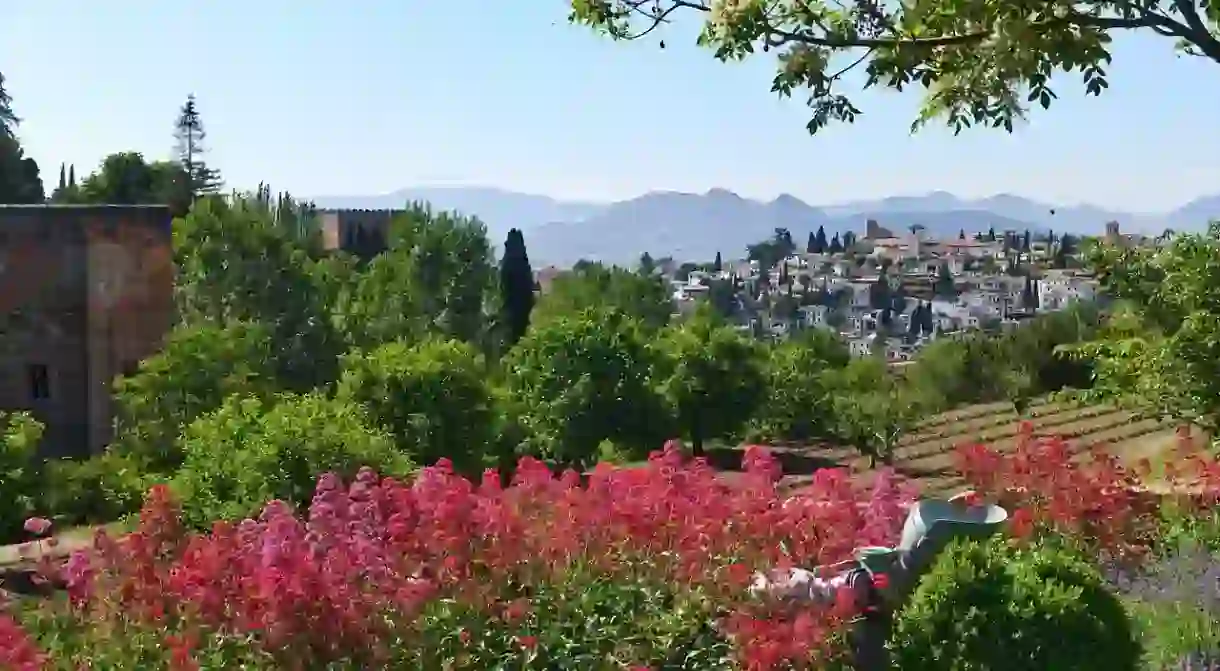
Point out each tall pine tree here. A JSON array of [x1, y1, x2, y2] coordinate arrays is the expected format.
[[813, 225, 828, 253], [500, 228, 536, 348], [0, 72, 17, 139], [1022, 274, 1038, 310], [713, 251, 722, 271], [50, 162, 76, 203], [174, 94, 222, 200], [0, 72, 44, 204]]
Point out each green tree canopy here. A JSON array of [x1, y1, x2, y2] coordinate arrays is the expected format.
[[569, 0, 1220, 134], [336, 338, 493, 475], [534, 262, 673, 330], [653, 308, 766, 454], [0, 134, 43, 204], [391, 203, 496, 345], [0, 74, 44, 204], [749, 330, 848, 442], [174, 197, 342, 390], [339, 204, 496, 352], [503, 307, 669, 468], [1067, 224, 1220, 432], [747, 227, 796, 270], [831, 357, 926, 466], [111, 321, 279, 472], [74, 152, 186, 206], [172, 392, 412, 528], [0, 72, 17, 138]]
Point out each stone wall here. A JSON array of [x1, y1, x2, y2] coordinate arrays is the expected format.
[[0, 206, 173, 457]]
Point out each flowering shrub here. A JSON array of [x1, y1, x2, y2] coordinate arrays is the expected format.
[[955, 423, 1167, 560], [0, 444, 917, 670]]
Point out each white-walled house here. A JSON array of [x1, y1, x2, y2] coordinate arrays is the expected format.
[[1037, 275, 1097, 310], [846, 280, 874, 308], [797, 305, 830, 329]]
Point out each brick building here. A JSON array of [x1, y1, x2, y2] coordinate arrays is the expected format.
[[318, 209, 399, 259], [0, 205, 175, 458]]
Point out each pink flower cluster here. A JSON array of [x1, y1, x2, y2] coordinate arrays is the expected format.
[[1, 444, 918, 670]]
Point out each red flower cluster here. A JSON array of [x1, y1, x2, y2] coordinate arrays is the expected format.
[[954, 422, 1220, 560], [2, 444, 918, 670], [0, 614, 46, 671]]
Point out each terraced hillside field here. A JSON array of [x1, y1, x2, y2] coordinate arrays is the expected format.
[[770, 398, 1202, 496]]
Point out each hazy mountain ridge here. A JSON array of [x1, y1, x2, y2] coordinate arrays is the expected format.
[[313, 187, 1220, 267]]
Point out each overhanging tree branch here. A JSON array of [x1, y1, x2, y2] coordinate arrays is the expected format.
[[592, 0, 1217, 57], [571, 0, 1220, 134]]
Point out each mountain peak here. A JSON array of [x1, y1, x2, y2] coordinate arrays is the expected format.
[[312, 185, 1220, 267], [771, 193, 807, 207], [705, 187, 741, 200]]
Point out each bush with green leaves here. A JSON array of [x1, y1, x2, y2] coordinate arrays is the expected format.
[[503, 307, 669, 468], [0, 411, 44, 541], [112, 320, 279, 472], [174, 197, 343, 391], [41, 450, 149, 527], [411, 571, 733, 669], [171, 392, 413, 528], [890, 538, 1140, 671], [336, 338, 493, 474], [653, 308, 766, 455], [531, 262, 673, 332], [747, 333, 847, 443]]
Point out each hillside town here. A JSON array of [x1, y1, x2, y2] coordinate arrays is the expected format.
[[633, 219, 1154, 362]]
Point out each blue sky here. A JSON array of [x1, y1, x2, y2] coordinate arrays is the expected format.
[[2, 1, 1215, 212]]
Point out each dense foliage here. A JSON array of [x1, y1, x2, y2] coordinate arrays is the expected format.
[[566, 0, 1220, 135], [0, 73, 44, 204], [0, 183, 1107, 541], [891, 538, 1139, 670], [171, 392, 413, 527], [0, 412, 45, 540], [337, 339, 493, 475], [503, 307, 668, 467], [653, 308, 767, 455], [4, 432, 1220, 668], [4, 447, 914, 669], [1072, 224, 1220, 434]]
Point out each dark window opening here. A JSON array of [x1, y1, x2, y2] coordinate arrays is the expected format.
[[27, 364, 50, 400]]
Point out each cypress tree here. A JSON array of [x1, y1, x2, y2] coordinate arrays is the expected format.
[[500, 228, 536, 348]]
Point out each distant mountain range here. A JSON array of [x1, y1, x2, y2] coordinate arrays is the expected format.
[[312, 187, 1220, 267]]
